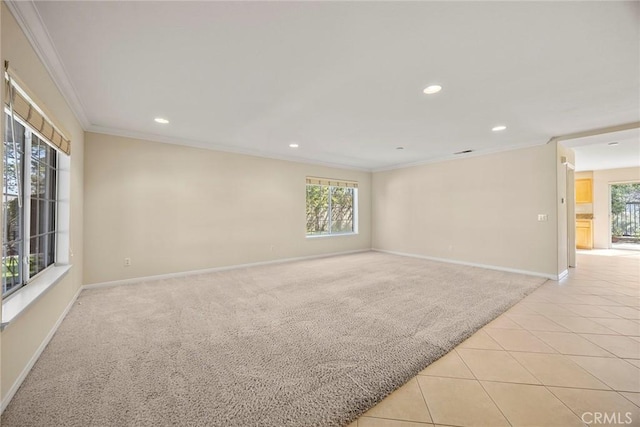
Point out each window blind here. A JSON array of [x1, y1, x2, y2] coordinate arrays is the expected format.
[[306, 177, 358, 188], [4, 64, 71, 155]]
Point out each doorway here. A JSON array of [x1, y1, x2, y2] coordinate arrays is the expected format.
[[610, 182, 640, 250]]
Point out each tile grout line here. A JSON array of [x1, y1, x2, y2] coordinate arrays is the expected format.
[[453, 348, 515, 427], [544, 385, 594, 425], [501, 328, 607, 425], [512, 290, 640, 392], [459, 336, 506, 352], [579, 332, 640, 358], [458, 377, 615, 391], [358, 414, 434, 426], [485, 300, 610, 426], [618, 391, 640, 409], [535, 310, 620, 337], [413, 373, 437, 427], [518, 328, 619, 358]]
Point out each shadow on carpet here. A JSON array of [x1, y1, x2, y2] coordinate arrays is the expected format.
[[2, 252, 546, 426]]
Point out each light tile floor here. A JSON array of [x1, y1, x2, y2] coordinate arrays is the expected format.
[[348, 250, 640, 427]]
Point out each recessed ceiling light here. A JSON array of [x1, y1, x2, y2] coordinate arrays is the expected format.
[[492, 125, 507, 132], [608, 141, 619, 146], [154, 117, 169, 124], [289, 143, 299, 148], [423, 85, 442, 95]]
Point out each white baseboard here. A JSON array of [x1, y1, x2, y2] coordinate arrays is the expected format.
[[1, 286, 82, 414], [84, 249, 371, 289], [373, 248, 560, 280], [557, 269, 569, 281]]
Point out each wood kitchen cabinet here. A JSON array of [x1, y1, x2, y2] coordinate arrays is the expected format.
[[576, 179, 593, 204], [576, 219, 593, 249]]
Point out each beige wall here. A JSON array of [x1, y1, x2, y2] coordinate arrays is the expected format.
[[1, 2, 84, 403], [372, 143, 559, 278], [83, 133, 371, 284], [592, 167, 640, 249]]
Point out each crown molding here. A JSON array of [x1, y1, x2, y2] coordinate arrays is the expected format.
[[371, 139, 546, 173], [90, 123, 550, 175], [87, 124, 372, 173], [548, 121, 640, 147], [5, 0, 91, 129]]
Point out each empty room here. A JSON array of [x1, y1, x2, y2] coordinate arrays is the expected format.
[[1, 1, 639, 426]]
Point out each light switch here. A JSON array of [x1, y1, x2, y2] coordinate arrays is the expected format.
[[537, 214, 548, 221]]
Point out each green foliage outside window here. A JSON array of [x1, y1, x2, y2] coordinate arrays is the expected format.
[[306, 184, 355, 235], [611, 183, 640, 239]]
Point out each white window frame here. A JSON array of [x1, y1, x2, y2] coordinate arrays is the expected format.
[[305, 183, 359, 238], [2, 112, 72, 329], [3, 111, 60, 297]]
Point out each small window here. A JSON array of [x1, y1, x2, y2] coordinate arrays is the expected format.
[[306, 177, 358, 236]]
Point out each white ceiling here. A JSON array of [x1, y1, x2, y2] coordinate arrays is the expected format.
[[13, 1, 640, 170]]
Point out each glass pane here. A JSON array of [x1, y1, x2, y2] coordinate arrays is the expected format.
[[30, 196, 40, 238], [48, 167, 57, 200], [3, 194, 21, 243], [4, 142, 14, 194], [611, 183, 640, 249], [36, 200, 55, 235], [4, 114, 25, 147], [330, 187, 354, 233], [29, 235, 46, 277], [31, 160, 47, 197], [48, 202, 56, 234], [45, 233, 56, 267], [45, 143, 57, 167], [31, 135, 57, 166], [3, 243, 22, 295], [31, 136, 41, 160], [3, 142, 22, 196], [306, 185, 329, 235], [3, 113, 26, 295]]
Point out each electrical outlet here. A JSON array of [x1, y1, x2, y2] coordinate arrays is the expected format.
[[124, 257, 131, 266]]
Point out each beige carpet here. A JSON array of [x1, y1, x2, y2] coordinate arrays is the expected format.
[[2, 252, 546, 427]]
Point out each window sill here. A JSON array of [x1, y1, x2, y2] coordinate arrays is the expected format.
[[1, 264, 72, 330], [306, 232, 359, 239]]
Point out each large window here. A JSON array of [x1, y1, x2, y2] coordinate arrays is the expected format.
[[3, 112, 58, 296], [306, 177, 357, 236]]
